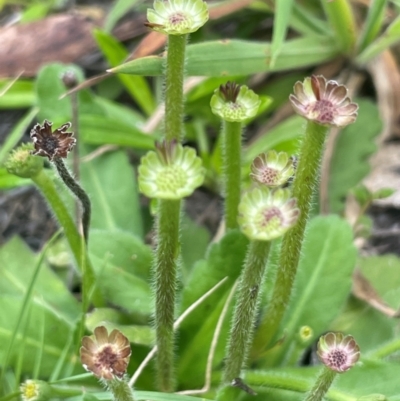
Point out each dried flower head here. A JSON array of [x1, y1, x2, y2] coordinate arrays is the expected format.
[[317, 332, 360, 373], [138, 140, 204, 199], [5, 143, 43, 178], [80, 326, 131, 380], [290, 75, 358, 127], [20, 380, 52, 401], [61, 70, 78, 89], [211, 83, 260, 122], [250, 150, 295, 187], [30, 120, 76, 161], [146, 0, 209, 35], [238, 187, 299, 241]]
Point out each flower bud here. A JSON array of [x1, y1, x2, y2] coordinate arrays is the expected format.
[[238, 187, 299, 241], [138, 140, 204, 200], [20, 380, 52, 401], [211, 82, 260, 122], [5, 143, 43, 178], [146, 0, 209, 35]]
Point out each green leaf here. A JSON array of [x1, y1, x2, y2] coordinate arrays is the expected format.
[[68, 391, 214, 401], [270, 0, 295, 67], [0, 107, 38, 165], [80, 150, 144, 237], [357, 0, 387, 52], [0, 79, 35, 109], [328, 99, 381, 214], [93, 29, 155, 115], [89, 230, 152, 280], [80, 114, 155, 149], [0, 237, 80, 324], [111, 37, 338, 77], [290, 3, 329, 36], [104, 0, 140, 32], [264, 215, 357, 366], [357, 13, 400, 64]]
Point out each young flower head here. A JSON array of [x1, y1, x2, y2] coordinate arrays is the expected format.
[[250, 150, 295, 187], [290, 75, 358, 127], [20, 380, 52, 401], [80, 326, 131, 380], [238, 187, 299, 241], [138, 140, 204, 200], [317, 332, 360, 373], [30, 120, 76, 161], [146, 0, 209, 35], [211, 82, 260, 122], [5, 143, 43, 178]]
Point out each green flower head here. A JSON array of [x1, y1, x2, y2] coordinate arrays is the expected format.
[[238, 187, 299, 241], [211, 82, 260, 122], [20, 380, 52, 401], [146, 0, 209, 35], [250, 150, 295, 187], [5, 143, 43, 178], [139, 140, 205, 199]]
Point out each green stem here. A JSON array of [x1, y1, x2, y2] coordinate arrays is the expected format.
[[107, 378, 136, 401], [304, 367, 337, 401], [222, 121, 242, 230], [223, 240, 271, 383], [154, 199, 181, 392], [31, 169, 101, 312], [252, 121, 329, 355], [322, 0, 356, 55], [369, 337, 400, 359], [164, 34, 187, 142], [53, 158, 91, 243]]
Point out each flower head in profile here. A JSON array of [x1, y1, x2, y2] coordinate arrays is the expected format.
[[20, 380, 52, 401], [238, 187, 299, 241], [250, 150, 295, 187], [5, 143, 43, 178], [139, 140, 204, 199], [290, 75, 358, 127], [80, 326, 131, 380], [317, 332, 360, 373], [146, 0, 209, 35], [211, 82, 260, 122], [30, 120, 76, 161]]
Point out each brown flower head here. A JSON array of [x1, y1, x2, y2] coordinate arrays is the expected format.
[[289, 75, 358, 127], [80, 326, 131, 380], [317, 332, 360, 373], [30, 120, 76, 161]]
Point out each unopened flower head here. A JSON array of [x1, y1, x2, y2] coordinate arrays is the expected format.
[[238, 187, 299, 241], [30, 120, 76, 160], [298, 326, 313, 343], [80, 326, 131, 380], [211, 82, 260, 122], [251, 150, 295, 187], [317, 332, 360, 373], [146, 0, 209, 35], [20, 380, 52, 401], [138, 140, 204, 199], [5, 143, 43, 178], [290, 75, 358, 127]]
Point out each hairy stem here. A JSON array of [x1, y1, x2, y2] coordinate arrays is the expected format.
[[252, 121, 329, 355], [304, 367, 337, 401], [107, 378, 136, 401], [154, 199, 181, 392]]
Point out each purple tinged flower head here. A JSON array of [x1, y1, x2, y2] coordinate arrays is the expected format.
[[250, 150, 295, 187], [317, 332, 360, 373], [289, 75, 358, 127], [80, 326, 131, 380]]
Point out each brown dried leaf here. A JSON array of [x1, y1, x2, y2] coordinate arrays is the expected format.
[[352, 269, 400, 317]]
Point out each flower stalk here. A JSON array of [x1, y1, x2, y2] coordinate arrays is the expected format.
[[252, 76, 358, 354]]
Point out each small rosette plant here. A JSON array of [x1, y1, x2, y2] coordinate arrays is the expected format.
[[146, 0, 209, 35], [138, 141, 205, 200], [211, 82, 261, 122], [238, 187, 299, 241], [290, 75, 358, 127], [250, 150, 295, 187]]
